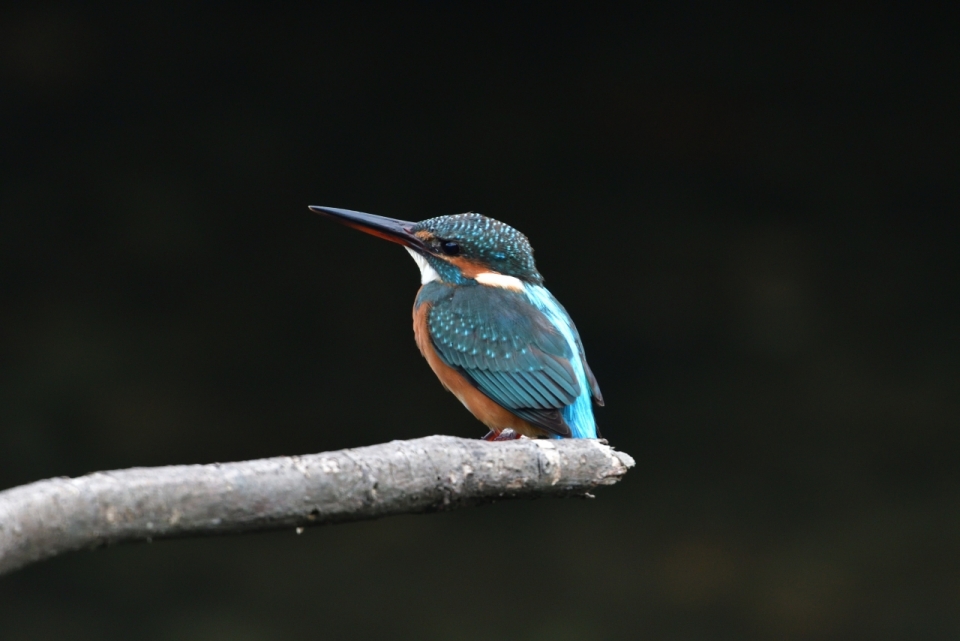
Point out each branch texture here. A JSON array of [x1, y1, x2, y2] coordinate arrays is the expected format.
[[0, 435, 634, 576]]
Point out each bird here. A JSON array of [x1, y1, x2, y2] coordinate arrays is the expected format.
[[309, 206, 604, 441]]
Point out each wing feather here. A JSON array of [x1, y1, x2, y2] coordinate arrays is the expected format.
[[424, 285, 581, 436]]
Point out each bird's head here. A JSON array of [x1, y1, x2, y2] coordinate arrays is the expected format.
[[309, 206, 543, 289]]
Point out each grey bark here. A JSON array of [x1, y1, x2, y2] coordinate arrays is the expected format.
[[0, 435, 634, 577]]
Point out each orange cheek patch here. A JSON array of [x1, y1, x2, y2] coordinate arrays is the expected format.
[[445, 256, 489, 278]]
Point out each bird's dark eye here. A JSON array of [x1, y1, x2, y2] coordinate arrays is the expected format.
[[440, 240, 461, 256]]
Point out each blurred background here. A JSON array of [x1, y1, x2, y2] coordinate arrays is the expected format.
[[1, 3, 958, 639]]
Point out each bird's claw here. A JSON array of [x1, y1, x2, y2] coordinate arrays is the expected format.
[[482, 429, 522, 442]]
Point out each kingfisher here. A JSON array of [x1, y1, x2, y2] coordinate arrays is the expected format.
[[309, 206, 604, 441]]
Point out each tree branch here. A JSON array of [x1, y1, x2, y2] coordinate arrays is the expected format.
[[0, 435, 634, 576]]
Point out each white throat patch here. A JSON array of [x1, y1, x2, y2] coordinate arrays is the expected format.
[[405, 247, 441, 284], [475, 272, 525, 292]]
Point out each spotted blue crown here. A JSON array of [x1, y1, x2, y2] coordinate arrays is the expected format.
[[413, 213, 544, 285]]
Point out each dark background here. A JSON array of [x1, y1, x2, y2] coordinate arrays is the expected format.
[[1, 3, 958, 639]]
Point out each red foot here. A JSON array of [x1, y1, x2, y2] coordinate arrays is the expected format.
[[482, 429, 522, 441]]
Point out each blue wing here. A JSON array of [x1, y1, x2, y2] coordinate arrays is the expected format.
[[418, 283, 586, 437]]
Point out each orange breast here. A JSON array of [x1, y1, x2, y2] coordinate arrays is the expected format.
[[413, 299, 547, 438]]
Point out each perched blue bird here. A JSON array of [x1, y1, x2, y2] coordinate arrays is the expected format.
[[309, 206, 604, 440]]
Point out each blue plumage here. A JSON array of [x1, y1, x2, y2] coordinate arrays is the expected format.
[[524, 285, 598, 439], [416, 281, 592, 438], [310, 205, 604, 440], [413, 213, 543, 286]]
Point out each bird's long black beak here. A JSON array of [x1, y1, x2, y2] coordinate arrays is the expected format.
[[309, 206, 426, 250]]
